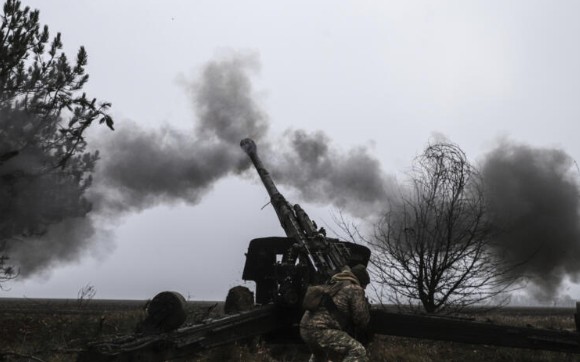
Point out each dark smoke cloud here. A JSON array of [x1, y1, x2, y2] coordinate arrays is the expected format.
[[481, 142, 580, 301], [7, 218, 109, 277], [194, 56, 266, 145], [0, 110, 100, 277], [5, 52, 269, 277], [7, 50, 395, 279], [270, 130, 395, 219], [91, 53, 268, 214], [92, 51, 394, 220]]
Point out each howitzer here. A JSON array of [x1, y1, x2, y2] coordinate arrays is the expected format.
[[240, 138, 370, 306]]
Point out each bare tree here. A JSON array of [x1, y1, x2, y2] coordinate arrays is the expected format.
[[370, 142, 518, 314], [77, 283, 97, 308]]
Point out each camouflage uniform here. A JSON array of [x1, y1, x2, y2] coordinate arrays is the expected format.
[[300, 267, 371, 362]]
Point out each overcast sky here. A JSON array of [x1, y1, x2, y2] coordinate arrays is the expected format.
[[4, 1, 580, 301]]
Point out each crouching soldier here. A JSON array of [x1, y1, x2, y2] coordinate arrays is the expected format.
[[300, 264, 371, 362]]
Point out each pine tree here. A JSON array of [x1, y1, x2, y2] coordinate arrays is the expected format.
[[0, 0, 113, 284]]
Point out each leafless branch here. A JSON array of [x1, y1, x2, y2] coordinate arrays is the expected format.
[[362, 142, 521, 314]]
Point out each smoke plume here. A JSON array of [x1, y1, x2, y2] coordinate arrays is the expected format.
[[91, 52, 394, 220], [0, 108, 100, 277], [4, 53, 269, 277], [271, 129, 395, 219], [7, 218, 101, 276], [91, 53, 268, 214], [481, 142, 580, 301], [5, 51, 397, 278]]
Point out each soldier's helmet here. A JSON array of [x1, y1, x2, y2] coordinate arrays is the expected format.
[[351, 264, 370, 287]]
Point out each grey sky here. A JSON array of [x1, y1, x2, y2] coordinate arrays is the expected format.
[[4, 1, 580, 301]]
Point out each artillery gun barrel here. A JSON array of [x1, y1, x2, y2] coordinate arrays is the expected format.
[[240, 138, 281, 200], [240, 138, 323, 273]]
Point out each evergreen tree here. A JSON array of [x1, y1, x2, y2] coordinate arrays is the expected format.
[[0, 0, 113, 284]]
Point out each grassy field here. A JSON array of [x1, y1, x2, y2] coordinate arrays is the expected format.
[[1, 298, 579, 361]]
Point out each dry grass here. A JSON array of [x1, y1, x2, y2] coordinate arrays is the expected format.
[[367, 335, 580, 362], [1, 302, 580, 361], [0, 309, 145, 361]]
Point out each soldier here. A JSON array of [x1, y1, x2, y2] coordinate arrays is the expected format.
[[300, 264, 371, 362]]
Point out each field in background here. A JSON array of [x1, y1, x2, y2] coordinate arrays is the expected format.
[[1, 298, 579, 361]]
